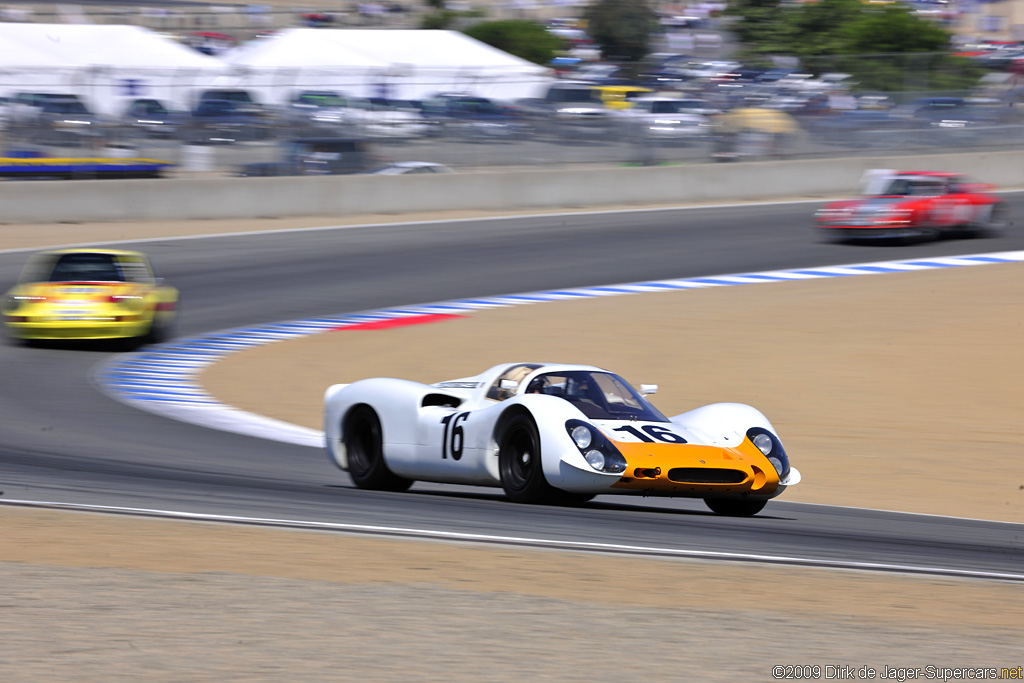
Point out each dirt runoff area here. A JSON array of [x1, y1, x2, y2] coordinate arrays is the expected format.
[[2, 217, 1024, 680]]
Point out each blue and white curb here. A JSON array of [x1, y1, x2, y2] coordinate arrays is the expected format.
[[94, 250, 1024, 448]]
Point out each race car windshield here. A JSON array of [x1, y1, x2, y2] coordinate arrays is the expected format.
[[880, 178, 946, 197], [23, 253, 125, 283], [525, 371, 669, 422]]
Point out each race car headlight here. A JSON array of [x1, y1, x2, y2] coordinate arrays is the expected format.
[[584, 450, 605, 470], [571, 424, 593, 449], [746, 427, 790, 480], [566, 419, 626, 474]]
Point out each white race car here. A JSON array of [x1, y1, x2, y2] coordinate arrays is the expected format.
[[324, 363, 801, 516]]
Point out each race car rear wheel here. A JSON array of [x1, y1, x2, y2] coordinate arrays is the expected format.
[[971, 202, 1010, 238], [145, 309, 177, 346], [704, 497, 767, 517], [498, 413, 555, 504], [344, 405, 412, 492]]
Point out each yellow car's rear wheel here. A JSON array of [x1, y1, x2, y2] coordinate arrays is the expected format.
[[145, 313, 175, 345]]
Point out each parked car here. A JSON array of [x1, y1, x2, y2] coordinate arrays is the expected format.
[[236, 137, 374, 176], [566, 62, 628, 84], [420, 93, 528, 140], [195, 89, 261, 108], [621, 96, 714, 143], [341, 98, 431, 140], [183, 99, 273, 145], [593, 85, 654, 110], [677, 60, 741, 80], [6, 93, 107, 145], [284, 91, 428, 139], [121, 98, 187, 139], [516, 83, 611, 139], [285, 90, 353, 134], [7, 92, 85, 123], [20, 97, 108, 146]]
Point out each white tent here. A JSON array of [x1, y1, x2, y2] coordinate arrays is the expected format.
[[0, 23, 233, 114], [222, 29, 554, 104], [221, 28, 394, 107], [0, 32, 77, 97]]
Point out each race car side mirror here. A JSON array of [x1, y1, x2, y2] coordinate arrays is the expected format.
[[500, 379, 518, 390], [640, 384, 658, 396]]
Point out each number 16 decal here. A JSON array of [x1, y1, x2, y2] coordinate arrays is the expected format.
[[612, 425, 687, 443], [440, 412, 469, 460]]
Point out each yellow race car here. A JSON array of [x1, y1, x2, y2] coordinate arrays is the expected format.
[[3, 248, 178, 345]]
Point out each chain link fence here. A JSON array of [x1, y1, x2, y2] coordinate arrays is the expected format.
[[4, 108, 1024, 179], [1, 42, 1022, 177]]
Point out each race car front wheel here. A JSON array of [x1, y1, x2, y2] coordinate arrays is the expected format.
[[344, 406, 412, 492], [498, 412, 555, 504], [704, 497, 767, 517]]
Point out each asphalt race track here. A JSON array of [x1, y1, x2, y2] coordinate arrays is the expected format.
[[2, 198, 1023, 580]]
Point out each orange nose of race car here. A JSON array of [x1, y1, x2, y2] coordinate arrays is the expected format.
[[610, 438, 781, 496]]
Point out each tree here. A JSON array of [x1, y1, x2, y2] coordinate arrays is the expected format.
[[840, 4, 951, 54], [726, 0, 978, 91], [420, 9, 457, 29], [583, 0, 659, 62], [725, 0, 793, 55], [729, 0, 947, 60], [463, 20, 565, 65]]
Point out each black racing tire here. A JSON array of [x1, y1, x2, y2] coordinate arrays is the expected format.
[[498, 412, 555, 504], [344, 406, 412, 492], [817, 228, 849, 245], [145, 307, 177, 346], [145, 319, 169, 345], [113, 336, 143, 352], [704, 497, 768, 517]]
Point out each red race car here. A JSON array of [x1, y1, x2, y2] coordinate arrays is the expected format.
[[815, 170, 1010, 242]]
